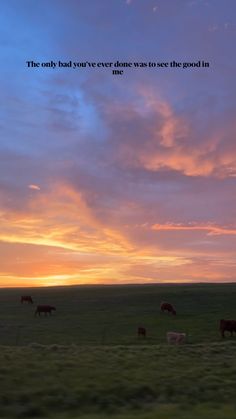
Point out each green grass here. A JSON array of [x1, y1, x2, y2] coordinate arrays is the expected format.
[[1, 342, 236, 418], [1, 283, 236, 418], [1, 343, 236, 418]]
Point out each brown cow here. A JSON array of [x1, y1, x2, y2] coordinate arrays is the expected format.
[[160, 301, 176, 315], [35, 305, 56, 316], [137, 327, 146, 337], [21, 296, 33, 304], [220, 319, 236, 338]]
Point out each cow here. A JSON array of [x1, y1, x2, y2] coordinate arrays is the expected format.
[[21, 296, 33, 304], [137, 327, 146, 337], [219, 319, 236, 338], [35, 305, 56, 316], [160, 301, 176, 315], [167, 331, 186, 345]]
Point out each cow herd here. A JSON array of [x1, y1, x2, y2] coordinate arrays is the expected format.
[[137, 301, 185, 344], [21, 295, 56, 316], [21, 295, 236, 343], [138, 301, 236, 344]]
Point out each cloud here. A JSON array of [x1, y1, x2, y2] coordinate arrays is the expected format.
[[0, 181, 135, 254], [151, 223, 236, 236], [28, 184, 41, 191], [90, 85, 236, 179]]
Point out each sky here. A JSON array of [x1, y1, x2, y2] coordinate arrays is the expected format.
[[1, 0, 236, 287]]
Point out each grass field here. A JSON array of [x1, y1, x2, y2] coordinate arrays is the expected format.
[[1, 283, 236, 418]]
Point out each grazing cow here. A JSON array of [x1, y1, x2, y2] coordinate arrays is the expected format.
[[160, 302, 176, 315], [21, 295, 33, 304], [220, 319, 236, 338], [35, 305, 56, 316], [167, 331, 186, 345], [137, 327, 146, 337]]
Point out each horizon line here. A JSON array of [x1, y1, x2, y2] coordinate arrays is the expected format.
[[0, 281, 236, 290]]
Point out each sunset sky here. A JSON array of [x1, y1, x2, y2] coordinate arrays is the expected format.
[[1, 0, 236, 286]]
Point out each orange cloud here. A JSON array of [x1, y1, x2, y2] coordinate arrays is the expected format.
[[151, 223, 236, 236], [0, 180, 196, 286], [0, 183, 133, 255], [0, 178, 235, 286], [118, 86, 236, 178]]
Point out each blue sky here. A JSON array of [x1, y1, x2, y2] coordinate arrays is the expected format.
[[1, 0, 236, 286]]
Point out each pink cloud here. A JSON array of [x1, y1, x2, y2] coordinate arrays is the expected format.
[[28, 184, 41, 191], [151, 223, 236, 236]]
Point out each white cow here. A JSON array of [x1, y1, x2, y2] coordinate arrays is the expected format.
[[166, 331, 186, 345]]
